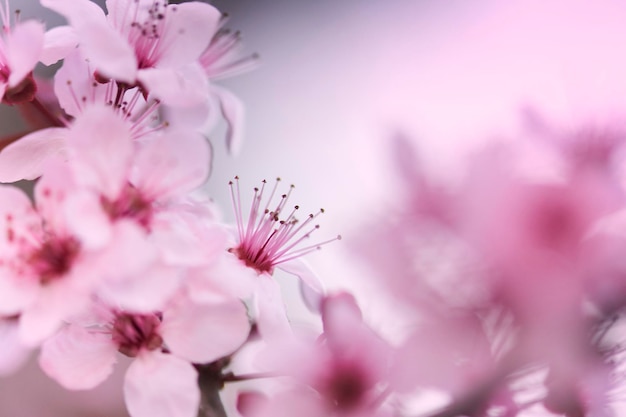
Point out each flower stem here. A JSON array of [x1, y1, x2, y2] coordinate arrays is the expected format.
[[196, 364, 228, 417]]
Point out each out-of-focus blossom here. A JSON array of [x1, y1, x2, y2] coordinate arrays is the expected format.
[[241, 292, 392, 417]]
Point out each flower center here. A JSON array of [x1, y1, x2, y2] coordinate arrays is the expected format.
[[101, 184, 153, 229], [228, 177, 340, 274], [125, 1, 176, 70], [323, 364, 369, 411], [111, 312, 163, 357], [27, 236, 81, 285]]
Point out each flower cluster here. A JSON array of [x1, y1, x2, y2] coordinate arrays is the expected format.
[[0, 1, 337, 416], [4, 1, 626, 417]]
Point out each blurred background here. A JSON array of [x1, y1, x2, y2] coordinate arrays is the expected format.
[[4, 0, 626, 415]]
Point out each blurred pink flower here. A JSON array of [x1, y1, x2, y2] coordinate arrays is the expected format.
[[242, 292, 393, 417]]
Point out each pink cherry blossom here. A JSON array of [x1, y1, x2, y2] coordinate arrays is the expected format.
[[0, 176, 96, 346], [0, 2, 44, 105], [0, 49, 170, 183], [41, 0, 219, 105], [40, 295, 250, 417], [193, 177, 340, 337], [244, 293, 393, 417], [55, 105, 213, 311]]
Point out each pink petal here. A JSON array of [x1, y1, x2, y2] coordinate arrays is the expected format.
[[42, 0, 137, 82], [53, 49, 107, 117], [34, 158, 78, 234], [320, 293, 367, 351], [124, 352, 199, 417], [0, 268, 38, 315], [132, 128, 211, 200], [5, 21, 45, 87], [77, 21, 137, 83], [150, 213, 227, 267], [137, 65, 208, 107], [278, 260, 324, 314], [63, 190, 113, 250], [97, 263, 182, 313], [41, 0, 107, 22], [19, 279, 92, 347], [212, 85, 245, 155], [186, 253, 257, 302], [0, 127, 67, 181], [254, 276, 292, 340], [39, 324, 118, 390], [68, 105, 133, 200], [0, 182, 37, 241], [41, 25, 78, 65], [105, 0, 148, 31], [161, 298, 249, 363], [0, 318, 31, 376], [94, 220, 158, 283], [237, 391, 268, 417], [276, 258, 325, 312], [154, 2, 221, 68], [161, 98, 212, 133]]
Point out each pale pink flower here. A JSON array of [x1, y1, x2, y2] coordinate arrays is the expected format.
[[0, 3, 43, 105], [457, 145, 620, 325], [53, 105, 213, 311], [242, 293, 392, 417], [40, 296, 250, 417], [0, 175, 96, 346], [41, 0, 220, 106], [193, 177, 340, 338], [0, 49, 167, 182], [391, 314, 495, 395]]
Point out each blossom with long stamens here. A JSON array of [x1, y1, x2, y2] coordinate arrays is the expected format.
[[192, 177, 339, 337], [229, 177, 340, 276]]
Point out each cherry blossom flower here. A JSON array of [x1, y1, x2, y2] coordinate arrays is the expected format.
[[57, 105, 214, 311], [40, 295, 250, 417], [191, 177, 340, 338], [0, 2, 44, 105], [0, 176, 97, 346], [41, 0, 220, 106], [0, 49, 167, 182], [241, 293, 393, 417]]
